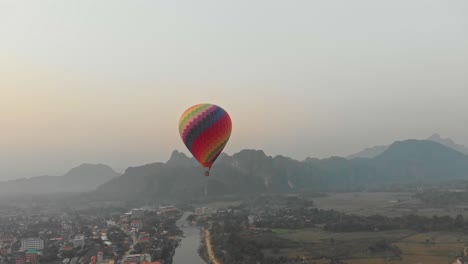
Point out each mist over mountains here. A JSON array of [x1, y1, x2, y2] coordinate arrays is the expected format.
[[0, 164, 120, 197], [347, 134, 468, 159], [92, 139, 468, 202], [4, 135, 468, 201]]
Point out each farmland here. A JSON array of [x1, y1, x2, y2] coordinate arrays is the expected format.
[[314, 192, 468, 218], [272, 228, 467, 263]]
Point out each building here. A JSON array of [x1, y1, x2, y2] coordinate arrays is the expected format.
[[131, 220, 142, 230], [106, 220, 116, 227], [26, 249, 39, 264], [62, 222, 72, 232], [122, 254, 151, 264], [120, 213, 131, 223], [140, 262, 161, 264], [15, 255, 26, 264], [61, 246, 74, 253], [0, 247, 11, 255], [158, 206, 179, 216], [195, 207, 203, 215], [20, 238, 44, 251], [123, 254, 140, 264], [73, 235, 85, 248], [140, 254, 151, 263], [97, 252, 104, 263], [138, 232, 150, 242], [0, 235, 15, 244], [70, 257, 79, 264], [121, 223, 130, 232], [195, 207, 214, 216]]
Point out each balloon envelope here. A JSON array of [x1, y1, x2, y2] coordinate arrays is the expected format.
[[179, 104, 232, 172]]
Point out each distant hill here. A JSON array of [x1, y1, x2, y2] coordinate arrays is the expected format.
[[372, 140, 468, 184], [347, 145, 388, 159], [92, 140, 468, 202], [0, 164, 120, 197], [427, 133, 468, 155], [347, 134, 468, 159]]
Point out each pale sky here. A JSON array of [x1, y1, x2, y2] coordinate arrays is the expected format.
[[1, 1, 467, 180]]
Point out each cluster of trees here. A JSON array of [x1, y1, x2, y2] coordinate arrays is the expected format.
[[206, 211, 304, 264], [40, 244, 60, 262], [367, 239, 401, 257], [107, 226, 130, 256], [246, 195, 315, 210], [325, 213, 466, 232], [0, 217, 20, 234], [415, 189, 468, 205], [202, 194, 468, 264], [132, 211, 182, 263], [141, 212, 183, 237], [252, 206, 467, 233], [254, 208, 341, 229], [19, 219, 62, 238]]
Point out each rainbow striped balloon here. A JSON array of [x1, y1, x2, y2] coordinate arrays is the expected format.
[[179, 104, 232, 176]]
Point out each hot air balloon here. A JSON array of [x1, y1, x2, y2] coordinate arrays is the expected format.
[[179, 103, 232, 176]]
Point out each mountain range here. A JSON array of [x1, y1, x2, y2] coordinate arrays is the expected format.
[[4, 135, 468, 201], [0, 164, 120, 197], [92, 139, 468, 202], [347, 134, 468, 159]]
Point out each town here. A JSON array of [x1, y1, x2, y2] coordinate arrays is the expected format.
[[0, 203, 183, 264], [3, 193, 468, 264]]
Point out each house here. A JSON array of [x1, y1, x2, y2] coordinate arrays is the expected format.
[[25, 249, 39, 264], [62, 222, 72, 232], [138, 232, 150, 242], [15, 255, 26, 264], [0, 247, 11, 256], [106, 220, 116, 227], [140, 254, 151, 263], [158, 206, 179, 216], [131, 220, 142, 230], [72, 235, 85, 248], [123, 254, 140, 264], [20, 238, 44, 251], [195, 207, 215, 216], [0, 235, 15, 244], [140, 261, 161, 264]]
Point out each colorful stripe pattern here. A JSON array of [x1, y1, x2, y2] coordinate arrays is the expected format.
[[179, 104, 232, 169]]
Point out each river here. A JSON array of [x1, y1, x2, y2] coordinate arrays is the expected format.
[[173, 212, 206, 264]]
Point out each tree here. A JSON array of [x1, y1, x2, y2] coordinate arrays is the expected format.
[[186, 214, 197, 222], [455, 214, 464, 229]]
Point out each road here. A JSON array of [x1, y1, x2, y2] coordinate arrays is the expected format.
[[204, 230, 221, 264], [124, 233, 137, 257]]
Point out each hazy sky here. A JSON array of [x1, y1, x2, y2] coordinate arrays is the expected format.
[[1, 1, 467, 180]]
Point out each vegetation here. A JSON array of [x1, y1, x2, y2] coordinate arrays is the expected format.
[[415, 189, 468, 205], [95, 140, 468, 202], [254, 205, 468, 233], [192, 194, 468, 263]]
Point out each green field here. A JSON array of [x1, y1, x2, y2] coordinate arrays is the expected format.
[[313, 192, 468, 218], [202, 192, 468, 263], [271, 228, 467, 263], [274, 228, 415, 242]]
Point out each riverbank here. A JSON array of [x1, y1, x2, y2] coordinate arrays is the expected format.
[[203, 229, 221, 264], [173, 212, 206, 264]]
